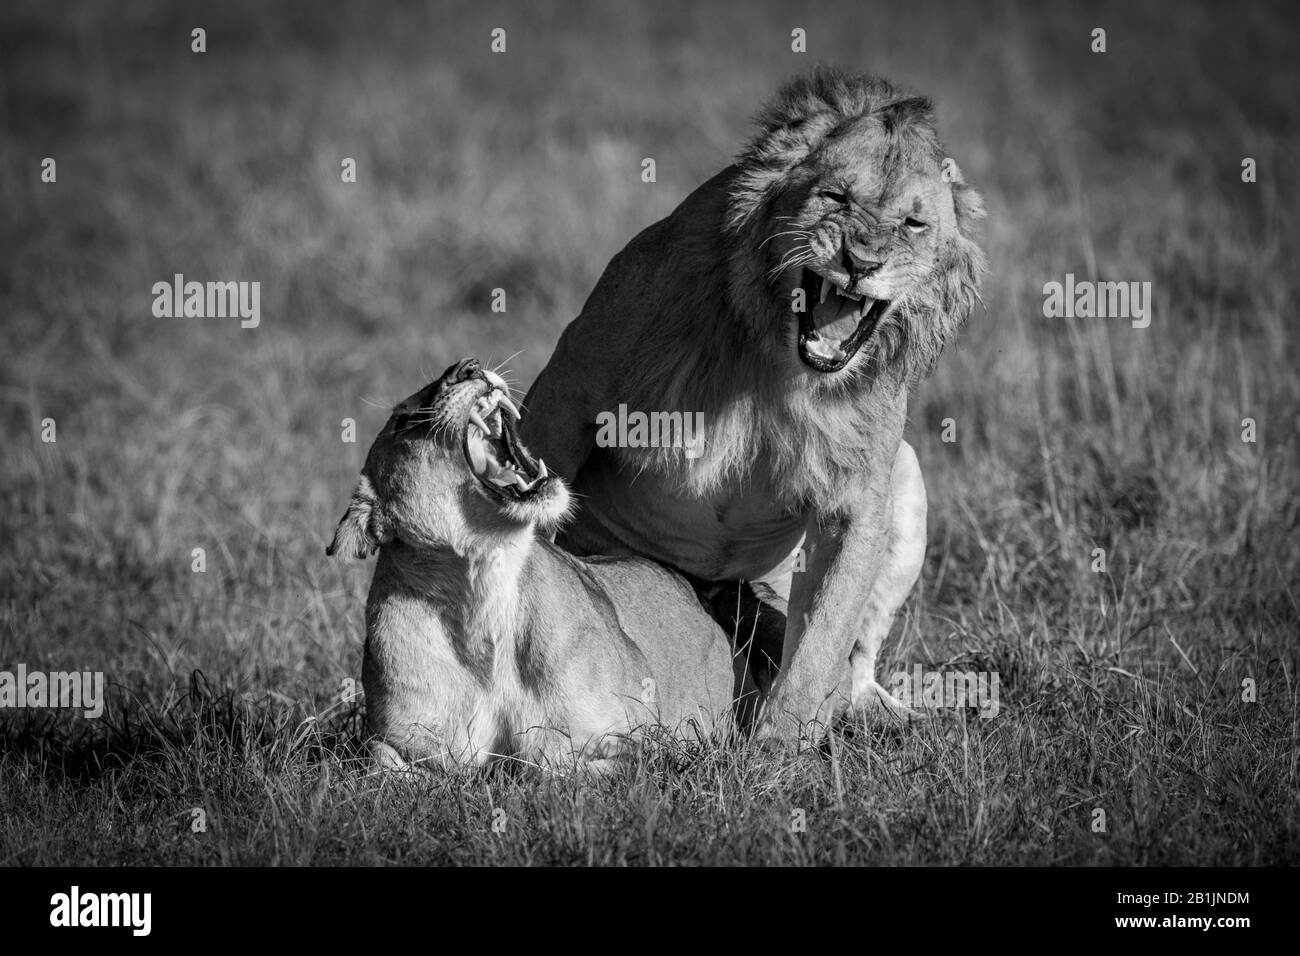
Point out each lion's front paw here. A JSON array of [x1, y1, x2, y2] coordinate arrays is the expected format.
[[850, 680, 924, 723]]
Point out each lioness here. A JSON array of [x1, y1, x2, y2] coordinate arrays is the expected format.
[[327, 358, 737, 771], [522, 68, 986, 745]]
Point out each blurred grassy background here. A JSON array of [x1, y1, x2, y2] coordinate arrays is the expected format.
[[1, 0, 1297, 864]]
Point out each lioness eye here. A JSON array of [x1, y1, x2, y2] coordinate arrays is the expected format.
[[819, 190, 849, 204], [904, 217, 928, 232]]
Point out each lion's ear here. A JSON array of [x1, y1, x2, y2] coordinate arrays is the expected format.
[[877, 96, 936, 133], [953, 181, 985, 239], [326, 474, 390, 560], [944, 161, 986, 241]]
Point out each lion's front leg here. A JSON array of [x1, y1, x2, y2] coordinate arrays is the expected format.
[[754, 486, 890, 746], [848, 441, 927, 721], [754, 441, 927, 745]]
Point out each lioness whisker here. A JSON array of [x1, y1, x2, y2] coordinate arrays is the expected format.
[[487, 351, 526, 393]]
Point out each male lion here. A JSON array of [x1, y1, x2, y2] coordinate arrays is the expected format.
[[327, 358, 736, 772], [522, 68, 986, 746]]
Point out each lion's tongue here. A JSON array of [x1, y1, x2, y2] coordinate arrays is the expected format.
[[811, 293, 863, 343]]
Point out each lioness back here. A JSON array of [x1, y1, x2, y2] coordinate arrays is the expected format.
[[556, 547, 738, 729]]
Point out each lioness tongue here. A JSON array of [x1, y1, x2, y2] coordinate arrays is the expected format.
[[811, 293, 863, 342], [468, 434, 488, 473]]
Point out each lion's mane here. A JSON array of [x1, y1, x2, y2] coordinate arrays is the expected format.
[[616, 67, 987, 509]]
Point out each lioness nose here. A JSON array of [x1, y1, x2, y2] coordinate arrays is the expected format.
[[448, 357, 481, 383], [844, 242, 883, 276]]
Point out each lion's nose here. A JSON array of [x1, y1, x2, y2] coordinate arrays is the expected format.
[[844, 242, 883, 277]]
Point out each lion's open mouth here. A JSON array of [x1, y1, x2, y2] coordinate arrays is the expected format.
[[464, 387, 550, 501], [796, 268, 890, 373]]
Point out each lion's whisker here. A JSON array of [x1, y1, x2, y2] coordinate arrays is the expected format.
[[766, 256, 817, 286], [766, 245, 817, 282], [767, 243, 812, 273], [759, 229, 814, 250]]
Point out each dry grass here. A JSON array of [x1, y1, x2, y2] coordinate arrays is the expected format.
[[1, 0, 1296, 865]]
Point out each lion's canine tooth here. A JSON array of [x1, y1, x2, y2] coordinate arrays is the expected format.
[[497, 393, 521, 421], [820, 275, 833, 304], [859, 297, 874, 318], [537, 459, 548, 479], [469, 410, 489, 435], [513, 472, 530, 491]]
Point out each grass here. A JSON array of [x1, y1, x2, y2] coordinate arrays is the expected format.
[[1, 0, 1297, 865]]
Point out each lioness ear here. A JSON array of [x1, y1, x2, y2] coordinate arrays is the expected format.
[[326, 474, 390, 560]]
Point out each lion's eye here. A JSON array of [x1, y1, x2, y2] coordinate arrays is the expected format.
[[904, 217, 928, 233], [818, 190, 849, 204]]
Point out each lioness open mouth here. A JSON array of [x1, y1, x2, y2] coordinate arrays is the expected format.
[[464, 387, 551, 501], [796, 268, 890, 373]]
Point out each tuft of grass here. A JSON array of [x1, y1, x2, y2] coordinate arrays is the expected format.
[[2, 651, 1293, 865]]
